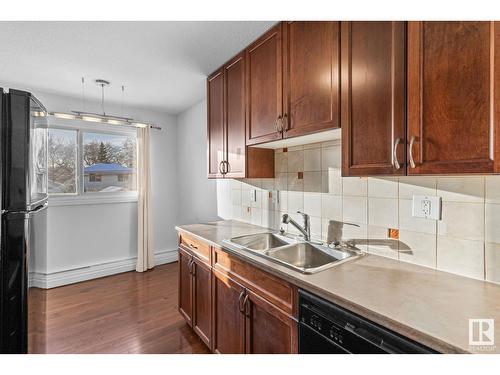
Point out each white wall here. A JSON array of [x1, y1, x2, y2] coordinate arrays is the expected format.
[[176, 99, 219, 224], [1, 83, 179, 286]]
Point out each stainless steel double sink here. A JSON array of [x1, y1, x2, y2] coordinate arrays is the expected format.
[[222, 232, 361, 274]]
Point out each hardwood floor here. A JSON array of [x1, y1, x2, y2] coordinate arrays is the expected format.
[[28, 262, 211, 354]]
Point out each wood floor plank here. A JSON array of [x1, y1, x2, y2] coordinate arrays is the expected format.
[[28, 262, 210, 354]]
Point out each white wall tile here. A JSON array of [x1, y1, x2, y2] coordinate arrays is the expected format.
[[485, 242, 500, 284], [368, 178, 399, 199], [250, 207, 262, 226], [288, 173, 304, 191], [485, 203, 500, 244], [368, 225, 398, 259], [321, 194, 342, 221], [368, 198, 399, 228], [343, 196, 367, 224], [304, 148, 321, 171], [310, 216, 322, 241], [275, 173, 288, 191], [438, 202, 484, 241], [437, 236, 484, 280], [322, 169, 342, 195], [437, 177, 484, 203], [304, 171, 322, 192], [288, 191, 304, 213], [485, 176, 500, 203], [343, 177, 368, 197], [277, 190, 288, 212], [399, 199, 437, 235], [232, 205, 242, 220], [231, 189, 242, 206], [321, 146, 341, 171], [275, 152, 288, 173], [399, 177, 436, 199], [304, 192, 322, 217], [399, 230, 436, 268], [287, 150, 304, 173], [343, 223, 368, 252]]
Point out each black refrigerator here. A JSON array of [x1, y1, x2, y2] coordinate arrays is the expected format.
[[0, 88, 48, 354]]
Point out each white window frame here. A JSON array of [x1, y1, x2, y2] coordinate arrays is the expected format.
[[48, 117, 139, 206]]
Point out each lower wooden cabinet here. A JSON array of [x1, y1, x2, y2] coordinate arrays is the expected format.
[[178, 234, 298, 354], [212, 269, 246, 354], [245, 289, 297, 354], [192, 257, 212, 347], [178, 247, 193, 326]]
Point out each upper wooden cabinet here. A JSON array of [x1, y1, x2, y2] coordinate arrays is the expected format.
[[341, 21, 406, 176], [207, 53, 274, 179], [245, 21, 341, 146], [283, 21, 341, 137], [207, 69, 225, 178], [246, 24, 284, 145], [407, 21, 500, 174]]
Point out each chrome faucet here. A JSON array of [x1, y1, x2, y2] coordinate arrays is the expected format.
[[282, 211, 311, 241]]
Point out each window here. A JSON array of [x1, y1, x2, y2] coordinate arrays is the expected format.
[[48, 122, 137, 202], [89, 174, 101, 182], [83, 132, 137, 193], [48, 128, 78, 194]]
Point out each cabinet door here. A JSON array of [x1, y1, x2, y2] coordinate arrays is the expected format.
[[207, 69, 225, 178], [192, 257, 212, 349], [408, 21, 500, 174], [212, 270, 245, 354], [178, 247, 193, 325], [283, 21, 340, 138], [244, 289, 297, 354], [246, 24, 283, 145], [341, 21, 406, 176], [224, 53, 246, 178]]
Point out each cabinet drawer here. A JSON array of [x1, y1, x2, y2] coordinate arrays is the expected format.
[[179, 233, 211, 264], [213, 247, 297, 316]]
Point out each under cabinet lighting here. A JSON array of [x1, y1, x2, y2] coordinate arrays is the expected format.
[[52, 112, 77, 120]]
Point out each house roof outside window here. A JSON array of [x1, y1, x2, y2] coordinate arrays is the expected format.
[[84, 163, 134, 175]]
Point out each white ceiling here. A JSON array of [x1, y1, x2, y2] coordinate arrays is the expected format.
[[0, 21, 276, 114]]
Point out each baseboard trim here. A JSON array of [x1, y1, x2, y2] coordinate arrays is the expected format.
[[29, 249, 178, 289]]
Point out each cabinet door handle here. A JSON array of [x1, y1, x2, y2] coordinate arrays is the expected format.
[[224, 160, 230, 174], [218, 160, 224, 175], [409, 135, 417, 169], [187, 257, 194, 274], [282, 113, 288, 132], [393, 138, 402, 170], [242, 294, 250, 317], [188, 243, 198, 250], [275, 115, 282, 134], [238, 290, 246, 313]]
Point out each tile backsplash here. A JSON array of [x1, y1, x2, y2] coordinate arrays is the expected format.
[[215, 140, 500, 284]]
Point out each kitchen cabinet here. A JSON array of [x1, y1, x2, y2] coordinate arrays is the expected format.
[[192, 257, 212, 347], [407, 21, 500, 174], [212, 269, 245, 354], [177, 230, 298, 354], [178, 247, 193, 326], [207, 69, 225, 178], [245, 22, 341, 145], [178, 235, 213, 349], [282, 21, 340, 138], [246, 24, 283, 145], [244, 289, 297, 354], [341, 21, 406, 176], [207, 53, 274, 178]]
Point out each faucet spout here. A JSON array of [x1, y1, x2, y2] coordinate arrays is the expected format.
[[282, 211, 311, 241]]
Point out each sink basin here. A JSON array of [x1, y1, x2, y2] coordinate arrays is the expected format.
[[223, 232, 361, 274], [228, 232, 293, 251], [265, 242, 358, 274]]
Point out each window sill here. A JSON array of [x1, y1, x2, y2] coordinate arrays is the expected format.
[[49, 193, 139, 207]]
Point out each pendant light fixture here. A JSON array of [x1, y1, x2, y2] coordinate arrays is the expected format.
[[50, 78, 161, 130]]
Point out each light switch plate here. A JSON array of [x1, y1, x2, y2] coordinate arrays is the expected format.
[[412, 195, 442, 220]]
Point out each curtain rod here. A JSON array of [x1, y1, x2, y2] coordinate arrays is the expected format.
[[48, 111, 162, 130]]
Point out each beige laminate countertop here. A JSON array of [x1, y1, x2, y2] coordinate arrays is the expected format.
[[175, 220, 500, 354]]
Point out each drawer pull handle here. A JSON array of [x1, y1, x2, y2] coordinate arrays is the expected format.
[[188, 243, 198, 250]]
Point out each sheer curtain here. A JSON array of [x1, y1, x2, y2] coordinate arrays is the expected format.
[[136, 126, 155, 272]]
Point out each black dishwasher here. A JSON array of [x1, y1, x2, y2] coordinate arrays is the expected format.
[[298, 290, 437, 354]]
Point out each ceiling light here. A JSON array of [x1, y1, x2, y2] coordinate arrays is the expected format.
[[52, 112, 76, 120]]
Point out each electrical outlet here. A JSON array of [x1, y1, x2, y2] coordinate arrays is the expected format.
[[412, 195, 442, 220]]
